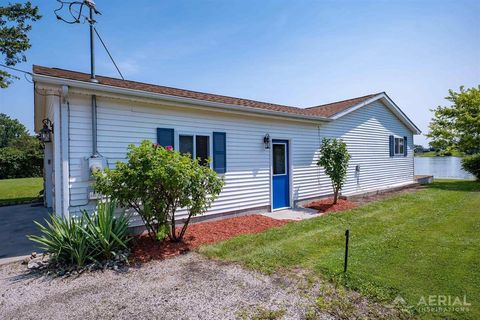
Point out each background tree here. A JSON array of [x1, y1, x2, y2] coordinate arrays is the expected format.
[[0, 112, 28, 147], [94, 141, 224, 242], [317, 138, 351, 204], [0, 1, 41, 88], [0, 113, 42, 179], [426, 86, 480, 155]]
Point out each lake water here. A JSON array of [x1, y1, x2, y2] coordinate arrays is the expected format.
[[414, 156, 475, 180]]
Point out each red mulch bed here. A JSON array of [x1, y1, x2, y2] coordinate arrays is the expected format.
[[305, 198, 357, 214], [130, 215, 290, 263]]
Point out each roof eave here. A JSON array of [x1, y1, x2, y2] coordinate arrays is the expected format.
[[32, 73, 331, 123]]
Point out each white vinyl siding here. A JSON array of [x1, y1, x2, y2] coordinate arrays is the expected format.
[[65, 93, 414, 221], [321, 100, 414, 195], [66, 93, 323, 219]]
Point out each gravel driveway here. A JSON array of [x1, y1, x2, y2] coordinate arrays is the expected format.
[[0, 253, 397, 319], [0, 253, 318, 319]]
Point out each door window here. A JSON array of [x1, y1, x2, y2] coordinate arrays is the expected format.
[[273, 143, 286, 175]]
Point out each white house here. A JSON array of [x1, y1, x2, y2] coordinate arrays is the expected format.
[[32, 65, 421, 222]]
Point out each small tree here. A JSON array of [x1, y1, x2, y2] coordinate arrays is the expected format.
[[317, 138, 351, 204], [94, 141, 224, 242]]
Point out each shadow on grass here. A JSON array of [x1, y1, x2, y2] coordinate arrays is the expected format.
[[426, 180, 480, 192]]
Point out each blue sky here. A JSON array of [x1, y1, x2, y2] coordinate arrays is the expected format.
[[1, 0, 479, 145]]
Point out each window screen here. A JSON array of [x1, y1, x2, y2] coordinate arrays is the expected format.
[[273, 144, 286, 175], [196, 136, 209, 166], [179, 135, 194, 158]]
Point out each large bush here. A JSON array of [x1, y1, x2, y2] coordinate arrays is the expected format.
[[0, 141, 43, 179], [317, 138, 351, 204], [462, 154, 480, 180], [28, 201, 129, 268], [0, 114, 43, 179], [93, 140, 224, 242]]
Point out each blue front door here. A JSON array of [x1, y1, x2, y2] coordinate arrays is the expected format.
[[272, 140, 290, 209]]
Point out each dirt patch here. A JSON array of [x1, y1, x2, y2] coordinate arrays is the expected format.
[[349, 185, 424, 206], [131, 215, 290, 263], [305, 186, 423, 214], [305, 198, 357, 214]]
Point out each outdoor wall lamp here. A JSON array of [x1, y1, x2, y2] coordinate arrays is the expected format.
[[263, 133, 270, 149], [39, 118, 53, 143]]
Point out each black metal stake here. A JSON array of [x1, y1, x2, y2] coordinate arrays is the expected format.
[[344, 229, 349, 273]]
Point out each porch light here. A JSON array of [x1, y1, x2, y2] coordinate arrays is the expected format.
[[39, 118, 53, 143], [263, 133, 270, 149]]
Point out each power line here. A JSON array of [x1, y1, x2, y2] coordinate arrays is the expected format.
[[0, 64, 32, 75], [94, 27, 124, 80]]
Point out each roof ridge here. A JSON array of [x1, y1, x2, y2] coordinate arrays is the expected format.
[[33, 65, 301, 111], [305, 92, 382, 109]]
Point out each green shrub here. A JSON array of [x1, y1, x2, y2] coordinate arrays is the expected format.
[[462, 153, 480, 180], [94, 140, 224, 242], [28, 201, 130, 268]]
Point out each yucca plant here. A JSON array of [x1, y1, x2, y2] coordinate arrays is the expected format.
[[28, 214, 91, 267], [83, 201, 130, 260], [28, 201, 130, 268]]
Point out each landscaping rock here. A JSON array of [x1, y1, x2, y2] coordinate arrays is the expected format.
[[27, 258, 44, 270]]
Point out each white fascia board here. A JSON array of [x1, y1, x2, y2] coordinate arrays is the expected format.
[[330, 93, 422, 134], [32, 74, 331, 124]]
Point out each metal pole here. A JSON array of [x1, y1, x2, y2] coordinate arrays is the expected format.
[[344, 229, 349, 273], [89, 5, 97, 83], [88, 2, 98, 155]]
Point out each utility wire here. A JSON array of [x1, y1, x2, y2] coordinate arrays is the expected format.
[[94, 27, 124, 80], [0, 64, 32, 75], [0, 64, 61, 97]]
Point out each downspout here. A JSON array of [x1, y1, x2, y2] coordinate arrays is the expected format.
[[91, 94, 98, 156]]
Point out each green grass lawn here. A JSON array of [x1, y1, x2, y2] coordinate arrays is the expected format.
[[200, 180, 480, 319], [0, 177, 43, 205]]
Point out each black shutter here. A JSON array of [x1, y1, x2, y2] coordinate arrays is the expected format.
[[389, 135, 394, 157], [157, 128, 174, 148], [213, 132, 226, 174], [404, 136, 408, 156]]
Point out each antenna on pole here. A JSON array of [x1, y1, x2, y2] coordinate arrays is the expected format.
[[86, 0, 99, 82], [54, 0, 101, 82]]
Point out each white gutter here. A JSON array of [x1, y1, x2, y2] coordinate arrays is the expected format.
[[32, 73, 331, 123]]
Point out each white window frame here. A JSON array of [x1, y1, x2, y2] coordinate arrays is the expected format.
[[394, 136, 405, 156], [176, 132, 213, 168]]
